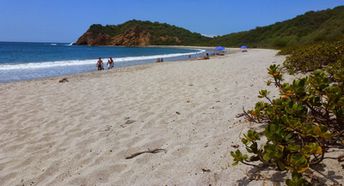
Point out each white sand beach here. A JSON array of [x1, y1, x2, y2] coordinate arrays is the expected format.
[[0, 49, 343, 185]]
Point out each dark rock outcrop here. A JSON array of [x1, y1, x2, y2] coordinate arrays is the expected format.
[[76, 32, 112, 46]]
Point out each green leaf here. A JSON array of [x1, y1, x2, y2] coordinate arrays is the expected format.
[[230, 150, 248, 166], [286, 172, 311, 186]]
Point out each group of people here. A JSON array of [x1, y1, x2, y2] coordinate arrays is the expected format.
[[96, 57, 114, 71], [156, 58, 164, 63]]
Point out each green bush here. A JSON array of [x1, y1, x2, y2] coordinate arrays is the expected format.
[[281, 40, 344, 73], [277, 45, 302, 55], [231, 58, 343, 184]]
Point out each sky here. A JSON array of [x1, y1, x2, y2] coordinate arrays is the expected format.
[[0, 0, 343, 43]]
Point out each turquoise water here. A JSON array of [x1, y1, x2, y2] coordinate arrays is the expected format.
[[0, 42, 205, 83]]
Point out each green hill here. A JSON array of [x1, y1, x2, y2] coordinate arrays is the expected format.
[[76, 6, 344, 48], [211, 6, 344, 48], [76, 20, 211, 46]]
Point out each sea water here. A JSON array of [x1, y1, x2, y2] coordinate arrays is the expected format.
[[0, 42, 205, 83]]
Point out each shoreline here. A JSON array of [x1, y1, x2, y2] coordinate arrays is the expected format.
[[0, 56, 216, 86], [0, 47, 205, 84], [0, 46, 237, 85]]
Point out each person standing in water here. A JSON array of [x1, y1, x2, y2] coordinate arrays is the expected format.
[[96, 57, 104, 71], [107, 57, 114, 69]]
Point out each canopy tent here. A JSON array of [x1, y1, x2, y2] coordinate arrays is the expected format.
[[215, 46, 225, 51], [240, 45, 248, 52], [214, 46, 226, 56]]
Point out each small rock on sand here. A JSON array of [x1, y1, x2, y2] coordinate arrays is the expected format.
[[125, 120, 136, 125]]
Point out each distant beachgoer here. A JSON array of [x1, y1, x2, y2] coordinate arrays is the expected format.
[[97, 57, 104, 70], [203, 53, 209, 60], [156, 58, 164, 63], [107, 57, 114, 69]]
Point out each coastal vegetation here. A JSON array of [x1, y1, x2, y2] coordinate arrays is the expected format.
[[76, 6, 344, 48], [231, 40, 344, 185], [281, 40, 344, 73], [212, 6, 344, 48]]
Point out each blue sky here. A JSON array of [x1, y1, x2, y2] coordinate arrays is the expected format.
[[1, 0, 343, 42]]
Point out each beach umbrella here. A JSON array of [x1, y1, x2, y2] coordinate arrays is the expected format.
[[240, 45, 248, 49], [215, 46, 225, 51]]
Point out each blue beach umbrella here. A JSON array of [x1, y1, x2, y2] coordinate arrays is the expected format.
[[240, 45, 248, 49], [215, 46, 225, 51]]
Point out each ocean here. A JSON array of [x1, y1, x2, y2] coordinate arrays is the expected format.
[[0, 42, 205, 83]]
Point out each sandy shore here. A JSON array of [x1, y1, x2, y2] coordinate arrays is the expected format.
[[1, 49, 343, 185]]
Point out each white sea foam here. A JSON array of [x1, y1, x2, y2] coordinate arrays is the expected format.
[[0, 50, 205, 70]]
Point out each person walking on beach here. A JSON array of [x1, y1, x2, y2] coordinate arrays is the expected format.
[[107, 57, 114, 69], [97, 57, 104, 70], [203, 53, 209, 60]]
